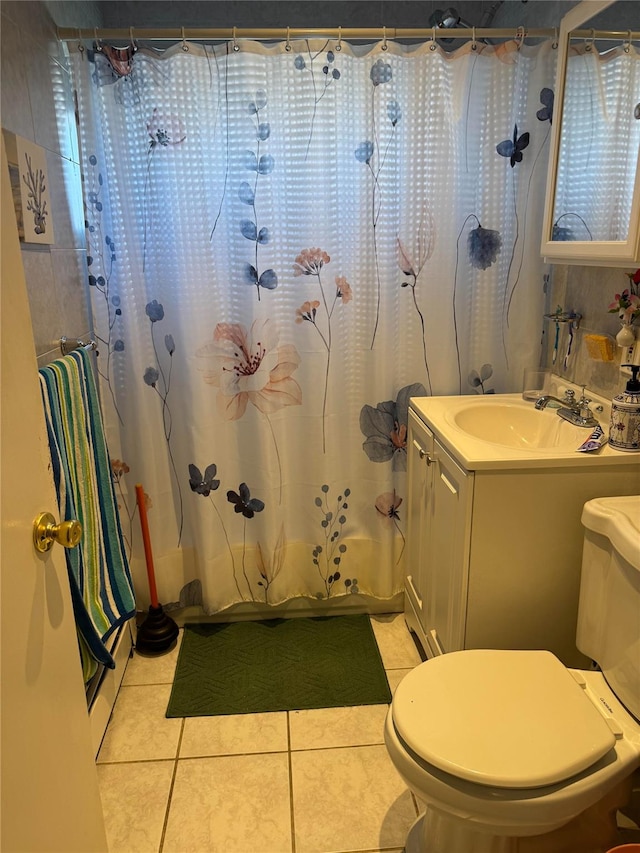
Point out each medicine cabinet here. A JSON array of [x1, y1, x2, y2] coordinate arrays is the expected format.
[[541, 0, 640, 266]]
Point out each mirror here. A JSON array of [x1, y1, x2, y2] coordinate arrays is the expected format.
[[541, 0, 640, 265]]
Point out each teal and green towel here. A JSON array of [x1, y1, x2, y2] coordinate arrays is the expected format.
[[39, 348, 135, 682]]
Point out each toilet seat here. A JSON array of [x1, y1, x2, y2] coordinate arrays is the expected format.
[[392, 649, 616, 789]]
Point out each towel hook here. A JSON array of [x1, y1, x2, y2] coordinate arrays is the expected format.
[[429, 27, 437, 51], [471, 26, 477, 51], [285, 26, 292, 51], [584, 29, 595, 52], [335, 25, 342, 52], [381, 25, 388, 51], [232, 26, 240, 52]]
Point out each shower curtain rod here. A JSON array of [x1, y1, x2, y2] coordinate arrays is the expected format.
[[58, 26, 640, 44]]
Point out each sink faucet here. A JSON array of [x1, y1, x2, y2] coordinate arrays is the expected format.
[[535, 387, 599, 428], [534, 394, 570, 410], [534, 388, 576, 410]]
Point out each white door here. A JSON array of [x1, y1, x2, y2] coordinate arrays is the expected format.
[[1, 139, 107, 852]]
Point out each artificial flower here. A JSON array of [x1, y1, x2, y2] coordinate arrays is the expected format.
[[608, 289, 640, 324]]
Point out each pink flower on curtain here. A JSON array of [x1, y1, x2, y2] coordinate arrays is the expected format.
[[335, 276, 352, 303], [198, 319, 302, 420], [296, 300, 321, 323], [146, 109, 187, 149], [293, 248, 353, 453], [293, 248, 330, 276]]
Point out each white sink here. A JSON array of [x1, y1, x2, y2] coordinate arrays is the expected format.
[[409, 389, 628, 471], [453, 402, 581, 450]]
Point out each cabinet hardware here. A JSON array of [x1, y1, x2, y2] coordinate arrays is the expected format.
[[413, 440, 434, 466]]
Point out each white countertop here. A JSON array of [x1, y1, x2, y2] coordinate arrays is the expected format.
[[410, 392, 640, 472]]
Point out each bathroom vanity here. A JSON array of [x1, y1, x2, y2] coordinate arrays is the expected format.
[[405, 390, 640, 667]]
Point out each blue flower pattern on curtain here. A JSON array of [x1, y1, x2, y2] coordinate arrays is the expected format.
[[74, 39, 556, 614]]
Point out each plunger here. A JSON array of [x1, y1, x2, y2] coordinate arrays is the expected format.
[[134, 483, 179, 654]]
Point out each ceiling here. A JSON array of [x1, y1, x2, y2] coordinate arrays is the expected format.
[[46, 1, 639, 37]]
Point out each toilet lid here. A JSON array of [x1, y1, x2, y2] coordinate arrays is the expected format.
[[392, 649, 616, 789]]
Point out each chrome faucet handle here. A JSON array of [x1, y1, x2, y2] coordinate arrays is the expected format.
[[579, 399, 593, 418], [563, 389, 576, 405]]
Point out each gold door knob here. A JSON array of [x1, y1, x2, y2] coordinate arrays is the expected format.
[[33, 512, 82, 553]]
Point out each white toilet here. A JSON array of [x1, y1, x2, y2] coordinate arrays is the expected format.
[[385, 495, 640, 853]]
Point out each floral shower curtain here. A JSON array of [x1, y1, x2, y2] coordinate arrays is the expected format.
[[70, 36, 555, 615]]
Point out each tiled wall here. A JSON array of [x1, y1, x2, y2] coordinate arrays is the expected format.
[[545, 265, 636, 401], [1, 0, 100, 366]]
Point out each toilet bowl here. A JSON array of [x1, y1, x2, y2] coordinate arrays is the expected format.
[[385, 652, 640, 849], [386, 495, 640, 852]]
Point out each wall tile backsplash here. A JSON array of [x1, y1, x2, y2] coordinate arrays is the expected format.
[[546, 264, 636, 401]]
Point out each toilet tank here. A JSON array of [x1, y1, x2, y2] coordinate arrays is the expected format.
[[576, 495, 640, 721]]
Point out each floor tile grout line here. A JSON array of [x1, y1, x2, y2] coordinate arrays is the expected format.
[[287, 711, 296, 853], [100, 614, 417, 851], [158, 716, 185, 853]]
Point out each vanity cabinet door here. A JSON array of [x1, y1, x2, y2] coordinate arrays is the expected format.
[[405, 409, 474, 658], [404, 410, 434, 643], [424, 439, 474, 655]]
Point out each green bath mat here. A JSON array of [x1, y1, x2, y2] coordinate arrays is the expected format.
[[166, 614, 392, 717]]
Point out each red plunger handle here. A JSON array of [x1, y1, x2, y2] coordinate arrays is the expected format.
[[135, 483, 159, 609]]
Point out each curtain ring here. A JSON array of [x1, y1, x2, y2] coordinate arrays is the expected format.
[[515, 26, 525, 51], [77, 28, 85, 55], [232, 26, 240, 52], [181, 26, 189, 51], [471, 26, 477, 51], [429, 27, 437, 51], [129, 27, 138, 52], [381, 25, 388, 51], [335, 25, 342, 52], [285, 26, 292, 52], [552, 27, 558, 49], [584, 29, 595, 52], [624, 30, 632, 53], [94, 27, 102, 51]]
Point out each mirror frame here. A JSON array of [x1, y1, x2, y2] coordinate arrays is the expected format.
[[541, 0, 640, 266]]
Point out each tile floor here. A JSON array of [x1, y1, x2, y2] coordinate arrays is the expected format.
[[96, 613, 423, 853]]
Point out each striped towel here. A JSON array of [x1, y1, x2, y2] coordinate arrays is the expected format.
[[39, 348, 135, 683]]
